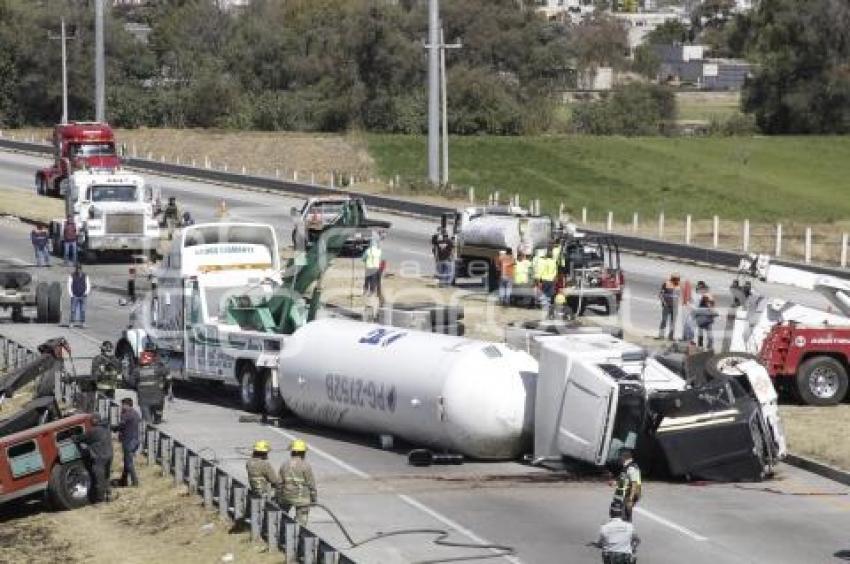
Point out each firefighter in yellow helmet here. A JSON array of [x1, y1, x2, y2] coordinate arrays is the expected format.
[[245, 440, 280, 500], [278, 439, 317, 526]]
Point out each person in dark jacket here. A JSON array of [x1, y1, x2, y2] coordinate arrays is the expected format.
[[116, 397, 141, 487], [30, 224, 50, 267], [74, 413, 114, 503], [67, 264, 91, 328], [133, 343, 171, 424]]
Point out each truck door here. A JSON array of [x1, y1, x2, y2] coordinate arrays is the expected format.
[[183, 279, 204, 376], [547, 359, 619, 466]]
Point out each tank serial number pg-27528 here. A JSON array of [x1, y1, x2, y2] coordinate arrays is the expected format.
[[326, 373, 397, 412]]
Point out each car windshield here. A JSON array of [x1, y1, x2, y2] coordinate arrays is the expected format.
[[71, 143, 115, 157], [89, 185, 137, 202]]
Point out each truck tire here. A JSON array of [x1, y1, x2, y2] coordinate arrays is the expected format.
[[47, 282, 61, 323], [796, 356, 849, 406], [262, 369, 284, 415], [35, 282, 49, 323], [238, 362, 262, 413], [47, 460, 91, 510]]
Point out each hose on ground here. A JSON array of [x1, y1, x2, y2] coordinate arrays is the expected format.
[[308, 502, 516, 563]]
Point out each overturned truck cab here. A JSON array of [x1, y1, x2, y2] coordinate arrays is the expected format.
[[531, 333, 785, 482]]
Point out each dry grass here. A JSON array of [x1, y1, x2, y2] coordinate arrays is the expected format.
[[780, 405, 850, 471], [0, 186, 63, 225], [0, 447, 281, 564]]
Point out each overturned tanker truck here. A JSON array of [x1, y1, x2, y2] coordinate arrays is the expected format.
[[277, 319, 785, 482]]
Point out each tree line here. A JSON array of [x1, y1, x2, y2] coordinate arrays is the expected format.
[[0, 0, 846, 135]]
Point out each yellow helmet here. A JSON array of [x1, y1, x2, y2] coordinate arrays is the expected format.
[[290, 439, 308, 453], [253, 440, 271, 453]]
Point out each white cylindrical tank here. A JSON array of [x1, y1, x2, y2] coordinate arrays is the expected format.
[[280, 319, 538, 460], [460, 215, 551, 254]]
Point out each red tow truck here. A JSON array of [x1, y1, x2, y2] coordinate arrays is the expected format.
[[35, 122, 121, 198], [730, 254, 850, 406]]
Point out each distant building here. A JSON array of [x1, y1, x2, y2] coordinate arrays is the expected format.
[[535, 0, 595, 22], [653, 44, 753, 90], [611, 9, 690, 52]]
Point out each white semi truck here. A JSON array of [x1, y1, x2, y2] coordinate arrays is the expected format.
[[48, 169, 161, 261]]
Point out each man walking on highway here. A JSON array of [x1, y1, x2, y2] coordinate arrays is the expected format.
[[67, 264, 91, 328], [657, 272, 682, 341], [431, 227, 454, 287], [363, 237, 382, 297], [116, 397, 141, 487], [495, 250, 515, 306], [74, 412, 114, 503], [597, 502, 639, 563], [278, 439, 317, 527], [246, 440, 280, 501], [63, 215, 78, 266], [30, 224, 50, 267], [537, 248, 558, 310], [611, 449, 642, 522], [134, 342, 171, 424]]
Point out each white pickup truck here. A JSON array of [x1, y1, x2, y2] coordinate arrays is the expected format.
[[49, 169, 160, 261]]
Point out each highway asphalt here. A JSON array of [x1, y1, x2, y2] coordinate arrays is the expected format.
[[0, 150, 847, 563]]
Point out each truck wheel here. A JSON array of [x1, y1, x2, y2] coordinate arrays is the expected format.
[[47, 282, 61, 323], [48, 460, 91, 510], [262, 369, 284, 415], [238, 363, 262, 413], [35, 282, 49, 323], [705, 352, 760, 381], [796, 356, 848, 406]]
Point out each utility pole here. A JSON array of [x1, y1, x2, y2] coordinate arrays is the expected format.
[[49, 19, 75, 124], [95, 0, 105, 122], [439, 27, 461, 186], [426, 0, 440, 185]]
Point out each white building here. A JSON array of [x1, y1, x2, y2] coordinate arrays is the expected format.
[[612, 9, 689, 52], [536, 0, 595, 22]]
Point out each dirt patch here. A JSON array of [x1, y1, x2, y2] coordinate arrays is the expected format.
[[0, 186, 63, 225], [780, 404, 850, 472], [0, 448, 280, 564]]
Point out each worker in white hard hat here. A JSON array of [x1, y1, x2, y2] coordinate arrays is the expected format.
[[246, 440, 280, 500], [278, 439, 317, 526]]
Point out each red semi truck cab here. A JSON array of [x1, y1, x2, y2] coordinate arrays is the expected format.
[[760, 324, 850, 406], [36, 122, 121, 198]]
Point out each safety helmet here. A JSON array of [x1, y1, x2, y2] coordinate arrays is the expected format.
[[101, 340, 113, 354], [290, 439, 308, 453], [253, 440, 271, 454]]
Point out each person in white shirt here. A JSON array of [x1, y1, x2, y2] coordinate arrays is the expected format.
[[598, 502, 639, 564]]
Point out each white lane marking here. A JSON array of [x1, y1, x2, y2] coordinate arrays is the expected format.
[[268, 426, 522, 562], [399, 494, 524, 564], [269, 427, 370, 479], [634, 506, 708, 542]]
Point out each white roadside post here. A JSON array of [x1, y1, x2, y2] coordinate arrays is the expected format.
[[841, 233, 848, 268], [805, 227, 812, 264], [658, 212, 665, 239], [468, 187, 474, 204], [582, 207, 587, 224], [606, 211, 613, 232], [742, 219, 750, 252], [632, 212, 638, 233], [685, 214, 692, 245], [713, 216, 719, 248], [776, 224, 782, 257]]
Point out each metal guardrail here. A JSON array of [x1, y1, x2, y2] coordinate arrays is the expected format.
[[0, 331, 354, 564], [1, 136, 847, 278]]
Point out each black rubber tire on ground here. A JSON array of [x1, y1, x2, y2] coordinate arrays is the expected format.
[[47, 281, 61, 323], [262, 369, 284, 415], [704, 352, 760, 381], [47, 460, 91, 511], [795, 356, 849, 407], [35, 282, 49, 323], [238, 362, 262, 413]]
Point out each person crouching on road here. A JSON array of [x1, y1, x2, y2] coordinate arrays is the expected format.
[[246, 440, 281, 501], [278, 439, 317, 527], [74, 412, 114, 503], [67, 264, 91, 328], [598, 502, 640, 564], [116, 397, 141, 487]]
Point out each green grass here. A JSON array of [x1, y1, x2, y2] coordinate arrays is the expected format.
[[366, 134, 850, 222], [675, 92, 741, 123]]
